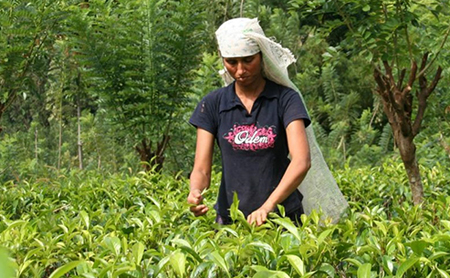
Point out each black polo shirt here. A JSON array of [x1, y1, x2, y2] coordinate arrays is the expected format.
[[190, 79, 311, 220]]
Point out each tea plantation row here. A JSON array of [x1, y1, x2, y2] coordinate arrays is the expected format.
[[0, 158, 449, 277]]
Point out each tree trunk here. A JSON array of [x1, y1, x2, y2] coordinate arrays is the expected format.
[[35, 126, 38, 162], [373, 53, 442, 205], [77, 99, 83, 170], [57, 102, 63, 170], [0, 104, 3, 133], [394, 130, 423, 205], [135, 135, 170, 172]]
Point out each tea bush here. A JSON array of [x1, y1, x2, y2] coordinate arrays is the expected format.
[[0, 158, 449, 277]]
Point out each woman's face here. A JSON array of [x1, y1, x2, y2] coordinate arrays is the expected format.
[[223, 53, 263, 87]]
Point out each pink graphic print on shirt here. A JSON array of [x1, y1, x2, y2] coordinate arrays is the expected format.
[[224, 123, 276, 151]]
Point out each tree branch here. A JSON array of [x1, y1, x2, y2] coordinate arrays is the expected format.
[[397, 68, 406, 89], [417, 24, 450, 79], [373, 68, 389, 102], [381, 61, 403, 112], [412, 66, 443, 136], [400, 61, 417, 98]]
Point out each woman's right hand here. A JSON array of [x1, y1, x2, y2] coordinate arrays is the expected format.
[[187, 189, 209, 216]]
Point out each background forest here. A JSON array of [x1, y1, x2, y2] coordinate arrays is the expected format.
[[1, 0, 450, 277], [1, 0, 449, 179]]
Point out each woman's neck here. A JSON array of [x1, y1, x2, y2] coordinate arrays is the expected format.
[[235, 77, 266, 99]]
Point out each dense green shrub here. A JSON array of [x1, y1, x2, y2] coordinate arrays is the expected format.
[[0, 159, 449, 277]]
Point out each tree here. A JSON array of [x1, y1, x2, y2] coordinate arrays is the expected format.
[[0, 0, 65, 132], [297, 0, 450, 204], [69, 0, 207, 171]]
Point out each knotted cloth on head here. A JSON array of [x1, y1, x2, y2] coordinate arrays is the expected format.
[[215, 18, 348, 223], [215, 18, 296, 89]]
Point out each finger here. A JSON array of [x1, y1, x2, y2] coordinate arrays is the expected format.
[[257, 214, 266, 226], [190, 204, 209, 216], [193, 206, 209, 217], [190, 204, 205, 212], [187, 196, 200, 205], [255, 215, 261, 226], [196, 206, 209, 216], [187, 192, 203, 205], [247, 213, 255, 225], [191, 189, 202, 198]]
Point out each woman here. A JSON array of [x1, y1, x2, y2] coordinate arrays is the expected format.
[[188, 18, 347, 226]]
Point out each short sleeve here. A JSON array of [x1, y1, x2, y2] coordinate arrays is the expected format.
[[189, 94, 218, 136], [280, 89, 311, 128]]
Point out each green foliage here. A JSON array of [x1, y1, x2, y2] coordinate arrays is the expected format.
[[64, 0, 208, 170], [69, 0, 195, 135], [1, 160, 449, 277], [0, 0, 67, 123], [2, 0, 449, 176], [292, 37, 383, 167], [0, 248, 15, 278]]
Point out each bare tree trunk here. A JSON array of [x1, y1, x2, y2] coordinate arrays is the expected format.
[[57, 101, 62, 170], [77, 98, 83, 170], [394, 131, 423, 204], [0, 104, 4, 133], [94, 126, 101, 169], [240, 0, 245, 17], [35, 126, 38, 162], [135, 135, 170, 172]]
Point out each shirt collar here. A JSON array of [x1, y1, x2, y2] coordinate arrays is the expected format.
[[219, 79, 279, 113]]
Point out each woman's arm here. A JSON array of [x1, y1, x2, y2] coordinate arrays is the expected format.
[[247, 119, 311, 226], [187, 128, 215, 216]]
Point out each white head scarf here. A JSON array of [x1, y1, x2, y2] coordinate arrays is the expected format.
[[215, 18, 348, 223], [215, 18, 297, 90]]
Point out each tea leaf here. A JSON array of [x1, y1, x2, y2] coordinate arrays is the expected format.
[[80, 210, 90, 229], [171, 238, 192, 248], [131, 242, 145, 266], [429, 252, 449, 261], [249, 242, 275, 254], [437, 267, 450, 278], [319, 263, 335, 278], [209, 250, 230, 277], [440, 220, 450, 231], [396, 257, 419, 277], [284, 254, 305, 276], [251, 266, 290, 278], [344, 258, 363, 268], [113, 265, 135, 277], [18, 260, 33, 276], [408, 240, 429, 255], [357, 263, 371, 278], [317, 228, 335, 245], [382, 255, 394, 275], [253, 270, 290, 278], [48, 260, 84, 278], [179, 246, 203, 263], [170, 250, 186, 277], [272, 218, 300, 241], [0, 249, 15, 278], [103, 236, 121, 256]]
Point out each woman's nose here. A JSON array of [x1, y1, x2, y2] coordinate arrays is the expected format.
[[236, 62, 246, 74]]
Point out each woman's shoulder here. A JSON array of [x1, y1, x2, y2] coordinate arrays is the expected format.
[[202, 83, 233, 102], [266, 80, 299, 98]]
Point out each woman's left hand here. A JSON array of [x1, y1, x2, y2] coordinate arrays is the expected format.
[[247, 207, 272, 226]]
